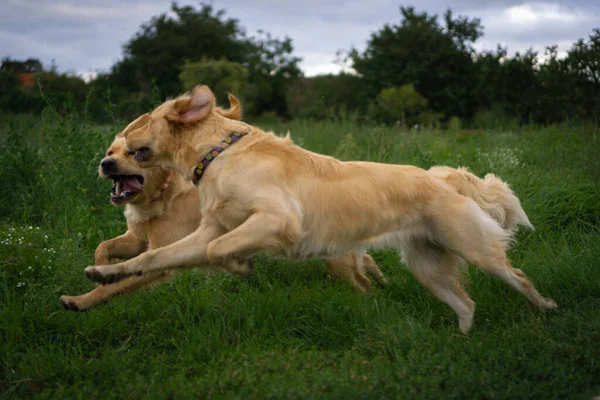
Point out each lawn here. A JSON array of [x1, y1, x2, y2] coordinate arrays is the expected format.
[[1, 110, 599, 399]]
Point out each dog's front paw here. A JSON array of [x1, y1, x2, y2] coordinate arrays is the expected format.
[[542, 298, 558, 310], [60, 295, 86, 312], [84, 266, 141, 284]]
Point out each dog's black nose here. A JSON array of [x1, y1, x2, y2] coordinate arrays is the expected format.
[[101, 159, 117, 174]]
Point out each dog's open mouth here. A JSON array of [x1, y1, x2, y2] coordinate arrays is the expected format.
[[110, 175, 144, 203]]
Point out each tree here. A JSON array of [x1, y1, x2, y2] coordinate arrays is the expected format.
[[1, 57, 43, 73], [366, 84, 442, 126], [562, 29, 600, 120], [106, 2, 301, 117], [179, 57, 249, 107], [474, 46, 540, 121], [244, 31, 302, 116], [376, 85, 429, 125], [286, 73, 368, 119], [110, 3, 247, 98], [567, 28, 600, 86], [348, 7, 482, 120]]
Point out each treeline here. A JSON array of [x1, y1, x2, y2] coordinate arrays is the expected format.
[[1, 4, 599, 126], [291, 8, 600, 126]]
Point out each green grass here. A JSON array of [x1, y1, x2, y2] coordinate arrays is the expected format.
[[1, 110, 600, 399]]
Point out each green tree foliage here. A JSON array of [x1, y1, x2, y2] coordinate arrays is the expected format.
[[0, 70, 20, 111], [472, 29, 600, 124], [3, 5, 600, 126], [1, 57, 43, 74], [474, 47, 539, 121], [0, 57, 88, 116], [101, 2, 300, 118], [567, 28, 600, 87], [179, 57, 249, 107], [244, 31, 302, 116], [349, 7, 482, 120], [109, 3, 247, 98], [286, 73, 367, 119], [562, 29, 600, 120], [369, 84, 442, 127], [377, 85, 428, 122]]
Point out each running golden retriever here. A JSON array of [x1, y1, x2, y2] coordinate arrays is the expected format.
[[81, 86, 556, 333], [60, 96, 387, 311]]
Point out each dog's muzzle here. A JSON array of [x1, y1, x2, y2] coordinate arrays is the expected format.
[[101, 158, 118, 175]]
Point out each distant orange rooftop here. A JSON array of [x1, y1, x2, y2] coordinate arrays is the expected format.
[[19, 73, 35, 88]]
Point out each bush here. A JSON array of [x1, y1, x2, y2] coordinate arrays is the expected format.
[[0, 104, 121, 239], [369, 84, 442, 127], [179, 57, 250, 108], [0, 70, 20, 111], [286, 73, 369, 120], [447, 116, 462, 131], [473, 105, 521, 131]]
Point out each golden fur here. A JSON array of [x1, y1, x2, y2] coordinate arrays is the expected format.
[[80, 86, 556, 333], [59, 139, 203, 311], [60, 97, 387, 311]]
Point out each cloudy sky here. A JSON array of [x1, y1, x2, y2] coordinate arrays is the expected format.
[[2, 0, 599, 78]]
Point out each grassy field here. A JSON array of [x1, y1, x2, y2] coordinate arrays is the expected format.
[[1, 108, 599, 399]]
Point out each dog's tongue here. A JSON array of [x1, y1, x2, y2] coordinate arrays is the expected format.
[[122, 177, 143, 193]]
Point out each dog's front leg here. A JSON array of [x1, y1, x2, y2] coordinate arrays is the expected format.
[[84, 221, 222, 284], [60, 272, 171, 312], [206, 211, 298, 270], [94, 231, 145, 265]]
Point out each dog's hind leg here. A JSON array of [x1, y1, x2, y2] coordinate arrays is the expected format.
[[459, 240, 556, 310], [400, 238, 476, 334], [433, 197, 556, 311], [60, 272, 171, 312], [324, 251, 372, 293], [84, 220, 224, 284], [363, 253, 388, 286]]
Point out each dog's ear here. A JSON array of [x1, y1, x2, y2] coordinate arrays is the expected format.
[[215, 94, 242, 121], [120, 113, 151, 137], [166, 85, 215, 124]]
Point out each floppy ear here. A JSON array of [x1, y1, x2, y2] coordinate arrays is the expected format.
[[166, 85, 215, 124], [215, 94, 242, 121]]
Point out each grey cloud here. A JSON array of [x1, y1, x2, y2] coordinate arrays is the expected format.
[[1, 0, 599, 76]]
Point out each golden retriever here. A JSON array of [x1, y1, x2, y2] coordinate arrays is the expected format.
[[80, 86, 556, 333], [60, 97, 387, 311]]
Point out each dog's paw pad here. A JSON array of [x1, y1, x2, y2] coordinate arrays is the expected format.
[[60, 296, 84, 312], [84, 267, 102, 282], [84, 267, 129, 284]]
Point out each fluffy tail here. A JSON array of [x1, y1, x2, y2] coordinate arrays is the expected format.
[[429, 166, 534, 232]]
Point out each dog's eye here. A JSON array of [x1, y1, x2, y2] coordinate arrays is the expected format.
[[107, 151, 113, 156], [127, 151, 135, 156], [134, 147, 151, 161]]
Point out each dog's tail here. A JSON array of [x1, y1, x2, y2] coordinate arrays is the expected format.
[[429, 166, 534, 232]]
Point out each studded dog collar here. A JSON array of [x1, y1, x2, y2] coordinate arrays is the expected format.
[[192, 131, 248, 184]]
